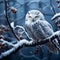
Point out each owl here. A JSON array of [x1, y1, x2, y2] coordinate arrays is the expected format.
[[25, 10, 59, 54]]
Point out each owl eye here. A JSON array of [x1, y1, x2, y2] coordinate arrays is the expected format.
[[29, 16, 32, 18], [40, 18, 43, 20], [35, 16, 38, 18]]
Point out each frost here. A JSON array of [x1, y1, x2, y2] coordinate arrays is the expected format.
[[51, 13, 60, 20], [0, 38, 33, 59], [10, 6, 17, 11], [10, 22, 15, 29], [52, 30, 60, 40], [0, 30, 60, 59]]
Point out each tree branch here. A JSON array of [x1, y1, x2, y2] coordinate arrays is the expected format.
[[0, 31, 60, 59], [50, 0, 56, 14], [4, 0, 20, 41]]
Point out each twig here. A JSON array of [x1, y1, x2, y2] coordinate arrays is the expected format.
[[4, 0, 20, 41], [0, 31, 60, 59], [50, 0, 56, 14]]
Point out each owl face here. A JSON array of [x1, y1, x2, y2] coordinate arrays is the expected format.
[[25, 10, 45, 23]]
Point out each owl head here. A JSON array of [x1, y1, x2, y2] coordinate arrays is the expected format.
[[25, 10, 45, 23]]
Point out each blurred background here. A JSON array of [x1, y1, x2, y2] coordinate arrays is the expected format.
[[0, 0, 60, 60]]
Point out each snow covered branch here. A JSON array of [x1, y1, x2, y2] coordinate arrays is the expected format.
[[56, 0, 60, 8], [0, 30, 60, 59], [51, 12, 60, 29], [4, 0, 20, 41]]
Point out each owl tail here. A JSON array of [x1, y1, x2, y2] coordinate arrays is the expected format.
[[46, 39, 59, 54]]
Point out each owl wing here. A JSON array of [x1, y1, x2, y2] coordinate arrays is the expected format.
[[31, 20, 54, 40], [40, 21, 54, 35], [44, 21, 55, 35], [40, 21, 59, 54], [46, 21, 53, 30]]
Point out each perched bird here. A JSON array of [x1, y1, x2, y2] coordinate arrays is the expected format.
[[25, 10, 59, 54]]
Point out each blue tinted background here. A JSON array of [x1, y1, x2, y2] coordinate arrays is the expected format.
[[0, 0, 60, 60]]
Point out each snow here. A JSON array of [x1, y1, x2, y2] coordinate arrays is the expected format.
[[10, 6, 17, 11], [0, 39, 33, 59], [0, 39, 15, 47], [51, 13, 60, 20], [53, 30, 60, 40], [10, 22, 15, 29], [0, 30, 60, 59]]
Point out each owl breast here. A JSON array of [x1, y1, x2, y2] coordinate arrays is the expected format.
[[31, 20, 54, 41]]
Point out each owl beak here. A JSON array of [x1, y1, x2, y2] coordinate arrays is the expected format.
[[32, 19, 35, 22]]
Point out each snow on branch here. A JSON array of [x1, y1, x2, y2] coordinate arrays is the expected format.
[[0, 39, 33, 59], [4, 0, 20, 41], [0, 30, 60, 59], [51, 12, 60, 20]]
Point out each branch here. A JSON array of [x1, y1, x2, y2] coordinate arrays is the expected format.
[[4, 0, 20, 41], [50, 0, 56, 14], [0, 30, 60, 59]]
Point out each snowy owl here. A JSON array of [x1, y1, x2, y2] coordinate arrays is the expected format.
[[25, 10, 59, 54]]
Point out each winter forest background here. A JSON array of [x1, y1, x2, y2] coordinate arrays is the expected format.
[[0, 0, 60, 60]]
